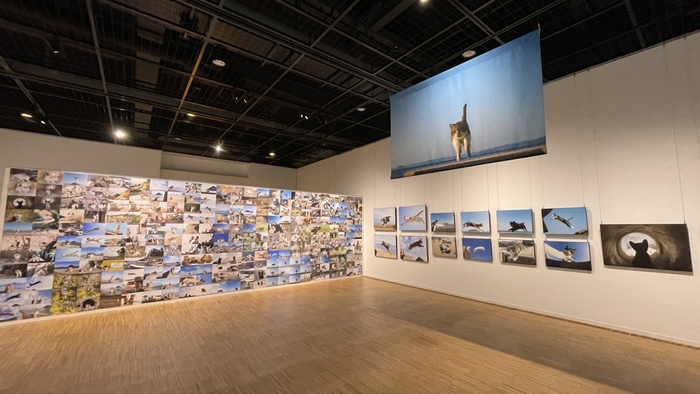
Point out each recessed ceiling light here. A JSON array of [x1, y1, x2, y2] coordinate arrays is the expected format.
[[115, 129, 126, 138], [40, 120, 46, 125], [462, 50, 476, 58], [212, 59, 226, 67], [356, 107, 366, 112], [269, 152, 275, 157], [186, 113, 195, 117], [21, 113, 33, 118], [174, 137, 182, 141], [215, 145, 222, 152]]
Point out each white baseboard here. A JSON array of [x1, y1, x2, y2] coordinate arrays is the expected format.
[[364, 275, 700, 349]]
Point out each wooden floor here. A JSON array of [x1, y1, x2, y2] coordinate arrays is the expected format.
[[1, 277, 699, 394]]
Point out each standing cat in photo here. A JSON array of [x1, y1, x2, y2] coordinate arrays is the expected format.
[[450, 103, 471, 162]]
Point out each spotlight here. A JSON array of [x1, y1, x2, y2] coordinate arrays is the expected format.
[[300, 114, 304, 118], [269, 152, 275, 157], [212, 59, 226, 67], [356, 107, 366, 112], [21, 113, 33, 118], [304, 115, 309, 120], [40, 120, 46, 125], [186, 113, 195, 118], [174, 137, 182, 141], [46, 36, 61, 54], [115, 129, 126, 138], [462, 50, 476, 58], [215, 145, 222, 152], [243, 98, 248, 104]]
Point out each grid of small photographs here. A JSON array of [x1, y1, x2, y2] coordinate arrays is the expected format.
[[0, 168, 362, 323]]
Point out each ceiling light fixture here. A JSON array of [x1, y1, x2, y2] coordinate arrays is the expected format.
[[243, 98, 248, 104], [269, 152, 275, 157], [356, 107, 366, 112], [40, 120, 46, 125], [215, 145, 222, 152], [186, 113, 195, 117], [174, 137, 182, 141], [212, 59, 226, 67], [304, 115, 309, 120], [115, 129, 126, 138], [20, 113, 33, 118], [462, 50, 476, 58]]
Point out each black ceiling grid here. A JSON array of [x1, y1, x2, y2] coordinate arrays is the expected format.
[[0, 0, 697, 168]]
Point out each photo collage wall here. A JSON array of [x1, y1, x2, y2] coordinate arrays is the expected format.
[[374, 203, 693, 273], [1, 168, 363, 322]]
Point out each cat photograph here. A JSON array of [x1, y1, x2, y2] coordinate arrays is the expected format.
[[544, 241, 591, 271], [600, 224, 692, 272], [497, 209, 533, 235], [450, 104, 471, 162], [498, 239, 535, 265]]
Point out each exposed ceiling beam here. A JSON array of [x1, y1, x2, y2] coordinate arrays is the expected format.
[[0, 55, 62, 136], [623, 0, 646, 48], [447, 0, 504, 45], [86, 0, 116, 141], [206, 0, 363, 157], [370, 0, 416, 32]]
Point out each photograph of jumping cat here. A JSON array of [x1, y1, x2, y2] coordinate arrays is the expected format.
[[497, 209, 533, 235], [461, 211, 490, 233]]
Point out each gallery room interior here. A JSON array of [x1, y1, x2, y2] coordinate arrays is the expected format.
[[1, 0, 700, 393]]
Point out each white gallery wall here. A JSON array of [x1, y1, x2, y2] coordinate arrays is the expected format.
[[0, 128, 296, 190], [298, 32, 700, 346]]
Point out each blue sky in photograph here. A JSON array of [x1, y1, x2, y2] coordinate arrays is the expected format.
[[460, 211, 490, 232], [400, 235, 428, 261], [63, 172, 88, 185], [544, 241, 590, 263], [543, 207, 588, 234], [497, 210, 533, 233], [461, 238, 492, 261], [391, 31, 545, 172], [398, 205, 426, 231], [430, 212, 454, 225]]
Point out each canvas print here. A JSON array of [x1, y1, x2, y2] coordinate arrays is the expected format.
[[374, 235, 397, 259], [497, 209, 533, 235], [430, 212, 455, 234], [544, 241, 591, 271], [399, 235, 428, 263], [431, 237, 457, 259], [398, 205, 427, 231], [460, 211, 490, 233], [390, 31, 545, 179], [373, 207, 396, 231], [498, 239, 536, 265], [0, 167, 362, 323], [600, 224, 692, 272], [542, 207, 588, 235], [462, 237, 492, 262]]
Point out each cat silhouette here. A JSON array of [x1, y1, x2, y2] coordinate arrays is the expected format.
[[629, 239, 652, 268], [508, 221, 527, 232]]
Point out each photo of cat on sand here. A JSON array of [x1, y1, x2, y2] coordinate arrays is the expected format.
[[600, 224, 692, 272]]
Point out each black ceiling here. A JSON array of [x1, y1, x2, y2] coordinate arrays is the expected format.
[[0, 0, 698, 168]]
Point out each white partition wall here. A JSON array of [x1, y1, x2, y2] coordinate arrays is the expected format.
[[298, 32, 700, 346]]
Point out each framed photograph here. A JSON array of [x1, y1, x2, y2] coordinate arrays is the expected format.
[[398, 205, 427, 231], [430, 212, 455, 234], [431, 236, 457, 259], [460, 211, 490, 233], [498, 239, 535, 265], [600, 224, 692, 272], [542, 207, 588, 235], [462, 237, 492, 262], [400, 235, 428, 263], [497, 209, 533, 235], [374, 235, 397, 259], [544, 240, 591, 271], [373, 207, 396, 231]]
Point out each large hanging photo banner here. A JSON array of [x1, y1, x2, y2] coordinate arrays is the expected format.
[[390, 30, 546, 179]]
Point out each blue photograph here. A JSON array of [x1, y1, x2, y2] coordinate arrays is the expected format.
[[430, 212, 455, 234], [399, 235, 428, 263], [542, 207, 588, 235], [390, 31, 545, 179], [398, 205, 427, 231], [496, 209, 533, 235], [374, 235, 397, 259], [460, 211, 490, 233], [462, 237, 493, 262], [63, 172, 88, 186], [544, 241, 591, 271]]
